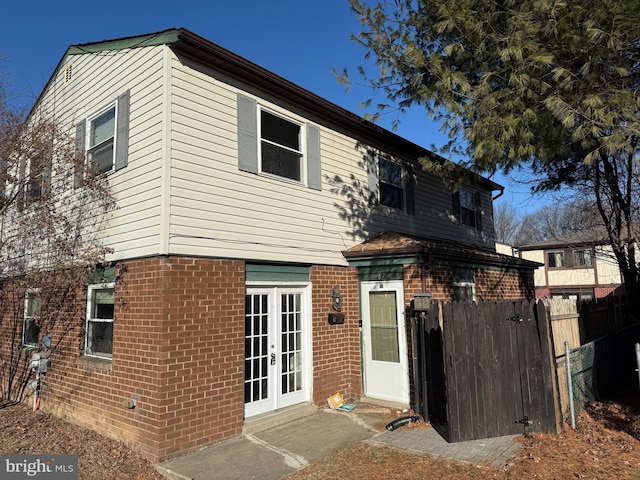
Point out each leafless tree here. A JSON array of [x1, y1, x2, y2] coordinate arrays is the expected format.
[[0, 67, 114, 405]]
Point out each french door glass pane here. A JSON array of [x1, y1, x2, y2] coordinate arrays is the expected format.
[[281, 293, 303, 394], [244, 294, 269, 404]]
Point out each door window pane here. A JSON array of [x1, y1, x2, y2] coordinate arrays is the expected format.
[[369, 291, 400, 363], [280, 293, 303, 394]]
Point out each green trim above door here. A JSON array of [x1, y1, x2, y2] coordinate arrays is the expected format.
[[356, 265, 403, 282], [246, 263, 310, 283]]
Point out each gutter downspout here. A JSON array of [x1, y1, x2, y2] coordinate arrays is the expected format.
[[492, 186, 505, 201]]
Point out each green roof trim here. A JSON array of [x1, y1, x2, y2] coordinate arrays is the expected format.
[[67, 31, 180, 55], [88, 266, 116, 284], [346, 254, 422, 268]]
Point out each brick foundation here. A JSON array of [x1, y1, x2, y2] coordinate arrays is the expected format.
[[1, 256, 534, 463], [1, 257, 246, 463]]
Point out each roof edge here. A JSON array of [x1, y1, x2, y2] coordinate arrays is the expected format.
[[67, 30, 181, 55]]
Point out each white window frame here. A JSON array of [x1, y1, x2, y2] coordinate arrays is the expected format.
[[26, 157, 46, 199], [23, 289, 41, 347], [87, 102, 118, 175], [258, 107, 304, 183], [378, 157, 405, 210], [84, 283, 115, 359], [452, 268, 476, 302], [453, 282, 476, 302]]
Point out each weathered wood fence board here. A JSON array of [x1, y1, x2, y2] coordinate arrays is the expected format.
[[545, 298, 580, 422], [438, 300, 560, 442]]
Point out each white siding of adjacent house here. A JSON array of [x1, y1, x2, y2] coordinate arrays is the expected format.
[[166, 51, 495, 266], [520, 250, 546, 286], [521, 246, 623, 289], [594, 247, 624, 284]]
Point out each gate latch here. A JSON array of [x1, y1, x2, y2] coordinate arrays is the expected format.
[[515, 415, 531, 426], [506, 313, 522, 323]]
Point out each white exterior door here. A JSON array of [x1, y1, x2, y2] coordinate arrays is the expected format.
[[244, 286, 311, 417], [361, 280, 410, 405]]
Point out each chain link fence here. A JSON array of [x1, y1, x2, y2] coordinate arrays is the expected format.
[[567, 323, 640, 417]]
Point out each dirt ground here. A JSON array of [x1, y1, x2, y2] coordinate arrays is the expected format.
[[1, 398, 639, 480]]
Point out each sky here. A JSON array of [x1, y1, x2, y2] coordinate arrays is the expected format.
[[0, 0, 549, 214]]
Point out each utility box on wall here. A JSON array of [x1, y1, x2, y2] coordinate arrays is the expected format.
[[327, 313, 345, 325]]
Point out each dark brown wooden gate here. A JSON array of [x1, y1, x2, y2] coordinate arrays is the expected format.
[[414, 300, 560, 442]]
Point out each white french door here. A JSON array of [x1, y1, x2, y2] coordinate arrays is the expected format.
[[361, 280, 410, 405], [244, 286, 311, 417]]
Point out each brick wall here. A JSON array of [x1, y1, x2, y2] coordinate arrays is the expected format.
[[405, 264, 535, 303], [475, 269, 535, 301], [1, 255, 537, 462], [535, 287, 551, 299], [1, 257, 246, 463], [150, 257, 245, 461], [310, 265, 361, 404]]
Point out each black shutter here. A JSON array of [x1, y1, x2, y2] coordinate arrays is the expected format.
[[405, 164, 415, 215], [474, 192, 483, 231], [367, 152, 379, 206], [452, 190, 461, 222]]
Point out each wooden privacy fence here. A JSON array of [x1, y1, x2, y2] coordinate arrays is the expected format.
[[545, 298, 580, 422], [414, 300, 561, 443], [545, 296, 631, 422]]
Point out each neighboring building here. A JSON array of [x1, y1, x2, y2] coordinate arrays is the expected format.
[[495, 242, 518, 257], [519, 232, 625, 300], [0, 28, 539, 462]]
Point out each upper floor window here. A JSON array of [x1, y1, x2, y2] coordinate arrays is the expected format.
[[85, 283, 115, 359], [378, 158, 404, 210], [260, 110, 302, 182], [88, 106, 116, 174], [459, 188, 478, 227], [547, 251, 565, 268], [237, 93, 322, 191], [573, 249, 593, 267], [23, 290, 41, 346], [76, 90, 130, 179], [453, 187, 482, 230], [365, 153, 415, 214]]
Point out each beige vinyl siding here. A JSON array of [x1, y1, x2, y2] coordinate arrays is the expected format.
[[521, 250, 546, 286], [43, 46, 167, 261], [547, 267, 596, 287], [521, 246, 623, 289], [594, 247, 623, 284], [167, 51, 495, 265], [11, 41, 497, 271]]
